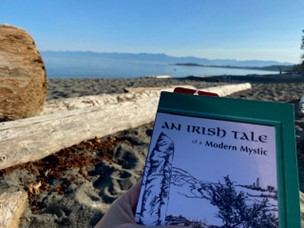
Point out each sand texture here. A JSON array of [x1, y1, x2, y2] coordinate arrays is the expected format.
[[1, 75, 304, 227]]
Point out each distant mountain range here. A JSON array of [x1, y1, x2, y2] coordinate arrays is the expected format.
[[41, 51, 293, 67], [40, 51, 295, 77]]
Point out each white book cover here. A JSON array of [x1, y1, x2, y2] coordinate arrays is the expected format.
[[135, 112, 278, 227]]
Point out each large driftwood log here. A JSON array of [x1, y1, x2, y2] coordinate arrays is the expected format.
[[0, 91, 160, 170], [0, 83, 251, 171], [0, 191, 27, 228], [0, 24, 47, 121]]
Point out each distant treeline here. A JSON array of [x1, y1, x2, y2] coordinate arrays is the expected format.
[[174, 63, 295, 73]]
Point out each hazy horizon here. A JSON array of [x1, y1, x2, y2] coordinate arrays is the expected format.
[[41, 50, 294, 65]]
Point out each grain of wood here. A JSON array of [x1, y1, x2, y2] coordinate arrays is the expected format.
[[0, 24, 47, 121]]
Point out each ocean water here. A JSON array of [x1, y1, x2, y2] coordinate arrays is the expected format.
[[44, 57, 278, 78]]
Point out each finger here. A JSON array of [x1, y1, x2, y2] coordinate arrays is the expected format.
[[121, 179, 142, 212], [94, 179, 142, 227]]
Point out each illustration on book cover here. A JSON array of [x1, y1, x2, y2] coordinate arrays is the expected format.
[[135, 112, 279, 227]]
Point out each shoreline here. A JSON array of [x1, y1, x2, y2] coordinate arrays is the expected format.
[[1, 74, 304, 227], [47, 73, 304, 100]]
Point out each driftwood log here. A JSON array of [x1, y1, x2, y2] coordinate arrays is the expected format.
[[0, 91, 161, 171], [0, 191, 27, 228], [0, 24, 47, 121], [0, 83, 251, 171]]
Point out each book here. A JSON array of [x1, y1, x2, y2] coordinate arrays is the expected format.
[[135, 89, 300, 228]]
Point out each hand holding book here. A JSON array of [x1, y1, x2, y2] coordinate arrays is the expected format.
[[94, 180, 188, 228]]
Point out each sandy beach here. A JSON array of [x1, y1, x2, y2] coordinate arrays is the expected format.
[[1, 74, 304, 227]]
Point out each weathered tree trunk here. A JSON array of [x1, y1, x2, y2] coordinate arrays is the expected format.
[[0, 191, 28, 228], [0, 24, 47, 121], [0, 92, 160, 170]]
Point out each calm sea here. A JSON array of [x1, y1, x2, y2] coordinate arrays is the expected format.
[[45, 57, 278, 78]]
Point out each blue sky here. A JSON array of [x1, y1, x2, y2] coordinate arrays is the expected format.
[[1, 0, 303, 63]]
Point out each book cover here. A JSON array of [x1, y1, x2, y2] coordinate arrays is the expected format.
[[135, 91, 300, 228]]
